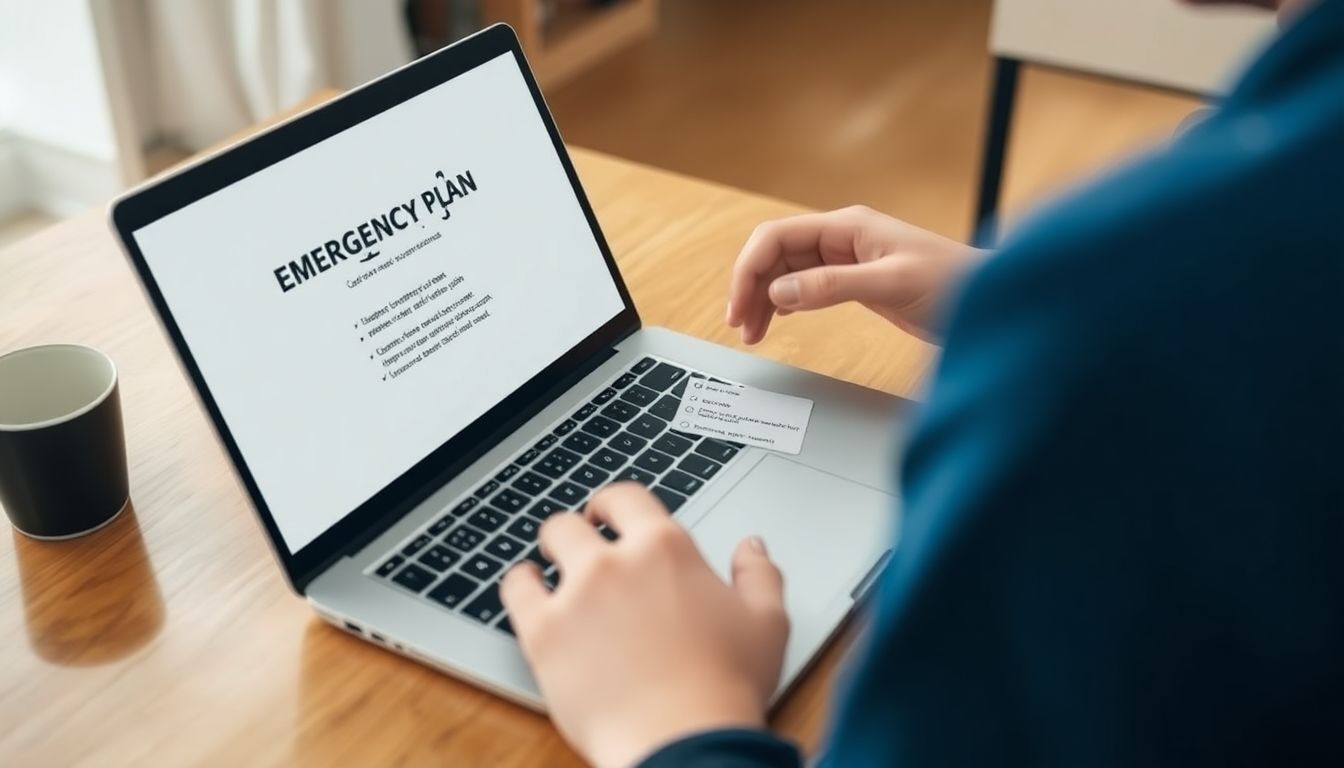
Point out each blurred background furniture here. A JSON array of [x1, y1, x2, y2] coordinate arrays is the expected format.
[[78, 0, 658, 191], [91, 0, 413, 173], [481, 0, 659, 88], [0, 1, 1273, 260], [975, 0, 1275, 243]]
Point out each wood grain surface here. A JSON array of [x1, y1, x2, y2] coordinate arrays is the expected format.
[[0, 145, 933, 766]]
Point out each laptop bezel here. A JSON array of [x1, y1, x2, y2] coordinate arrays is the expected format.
[[108, 24, 640, 593]]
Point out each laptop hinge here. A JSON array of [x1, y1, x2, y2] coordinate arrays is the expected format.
[[335, 342, 624, 561], [849, 549, 893, 603]]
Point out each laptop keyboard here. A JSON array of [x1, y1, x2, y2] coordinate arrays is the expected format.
[[366, 356, 744, 636]]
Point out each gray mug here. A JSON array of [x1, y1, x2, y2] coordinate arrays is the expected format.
[[0, 344, 130, 539]]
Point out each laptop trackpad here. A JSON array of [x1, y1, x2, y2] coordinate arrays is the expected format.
[[690, 455, 896, 621]]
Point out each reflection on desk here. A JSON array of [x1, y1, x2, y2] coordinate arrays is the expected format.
[[16, 505, 164, 666]]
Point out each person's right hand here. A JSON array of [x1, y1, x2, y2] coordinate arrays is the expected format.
[[726, 205, 988, 344]]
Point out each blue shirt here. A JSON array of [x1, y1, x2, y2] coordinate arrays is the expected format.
[[642, 1, 1344, 765]]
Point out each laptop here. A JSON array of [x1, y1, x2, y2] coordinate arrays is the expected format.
[[109, 24, 904, 709]]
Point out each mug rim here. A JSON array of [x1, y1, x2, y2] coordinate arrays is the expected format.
[[0, 343, 119, 433]]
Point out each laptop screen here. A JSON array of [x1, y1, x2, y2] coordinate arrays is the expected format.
[[131, 52, 626, 553]]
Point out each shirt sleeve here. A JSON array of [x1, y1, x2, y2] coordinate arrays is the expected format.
[[821, 119, 1344, 764], [635, 729, 802, 768]]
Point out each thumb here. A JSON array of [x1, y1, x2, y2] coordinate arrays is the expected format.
[[731, 536, 786, 620], [767, 258, 911, 311]]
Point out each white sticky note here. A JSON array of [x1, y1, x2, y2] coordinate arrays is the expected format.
[[677, 379, 814, 454]]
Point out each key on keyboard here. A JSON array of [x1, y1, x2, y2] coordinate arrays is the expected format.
[[651, 486, 687, 512], [571, 465, 610, 488], [562, 432, 601, 454], [601, 400, 639, 422], [491, 488, 530, 513], [580, 415, 620, 438], [428, 574, 478, 609], [590, 448, 627, 471], [650, 395, 680, 421], [514, 471, 551, 495], [468, 508, 506, 532], [628, 414, 668, 439], [609, 432, 647, 455], [507, 516, 540, 542], [652, 432, 693, 456], [393, 563, 436, 593], [463, 585, 504, 624], [419, 545, 460, 572], [638, 363, 686, 391], [620, 385, 659, 406], [535, 447, 581, 478], [634, 449, 674, 474], [446, 524, 485, 552], [694, 439, 739, 463], [616, 467, 657, 485], [528, 499, 564, 520], [678, 453, 722, 479], [463, 553, 504, 580], [485, 534, 525, 561], [549, 481, 588, 507]]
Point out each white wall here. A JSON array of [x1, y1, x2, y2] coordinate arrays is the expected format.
[[0, 0, 119, 159], [0, 46, 14, 127], [0, 0, 123, 216]]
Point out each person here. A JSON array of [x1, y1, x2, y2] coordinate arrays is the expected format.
[[500, 0, 1344, 764]]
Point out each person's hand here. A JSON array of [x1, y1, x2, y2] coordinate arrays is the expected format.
[[500, 483, 789, 768], [726, 205, 989, 344]]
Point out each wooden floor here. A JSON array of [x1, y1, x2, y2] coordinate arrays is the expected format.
[[548, 0, 1204, 240]]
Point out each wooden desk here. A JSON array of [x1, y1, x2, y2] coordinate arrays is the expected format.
[[0, 142, 935, 765]]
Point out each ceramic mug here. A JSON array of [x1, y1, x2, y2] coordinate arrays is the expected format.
[[0, 344, 130, 539]]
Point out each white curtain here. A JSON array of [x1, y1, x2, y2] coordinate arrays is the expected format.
[[139, 0, 414, 151]]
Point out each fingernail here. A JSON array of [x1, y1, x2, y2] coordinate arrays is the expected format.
[[770, 277, 800, 308], [747, 535, 766, 554], [725, 301, 735, 325]]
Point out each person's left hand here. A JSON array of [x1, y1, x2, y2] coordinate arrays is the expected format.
[[500, 483, 790, 768]]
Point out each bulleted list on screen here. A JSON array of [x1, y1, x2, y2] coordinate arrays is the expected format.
[[357, 272, 496, 382]]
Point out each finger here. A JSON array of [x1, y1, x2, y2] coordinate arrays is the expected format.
[[499, 562, 549, 637], [740, 261, 788, 345], [537, 512, 604, 571], [727, 221, 794, 330], [767, 257, 914, 312], [583, 482, 668, 536], [731, 216, 828, 341], [729, 211, 866, 341], [730, 536, 786, 619]]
